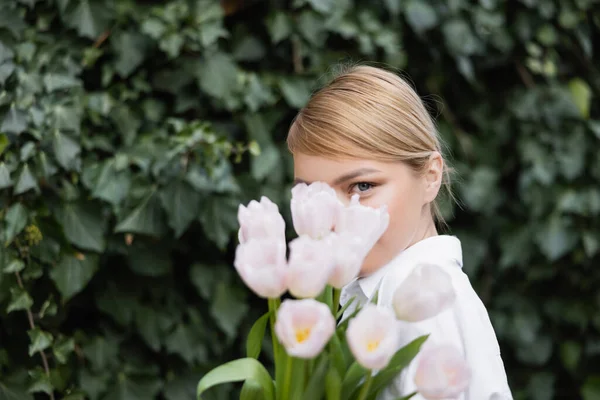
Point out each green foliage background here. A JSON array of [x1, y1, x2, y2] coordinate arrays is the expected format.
[[0, 0, 598, 399]]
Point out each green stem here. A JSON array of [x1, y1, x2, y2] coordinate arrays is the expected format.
[[356, 371, 373, 400], [332, 288, 341, 316], [268, 299, 279, 365], [282, 354, 293, 400]]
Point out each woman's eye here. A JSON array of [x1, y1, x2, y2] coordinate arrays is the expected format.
[[351, 182, 374, 193]]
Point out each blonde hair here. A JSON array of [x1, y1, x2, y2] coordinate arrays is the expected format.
[[287, 65, 453, 225]]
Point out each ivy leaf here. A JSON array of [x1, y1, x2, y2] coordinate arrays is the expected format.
[[53, 131, 81, 171], [55, 202, 106, 252], [101, 376, 161, 400], [535, 217, 578, 261], [90, 160, 131, 205], [197, 52, 239, 101], [54, 105, 81, 134], [266, 13, 292, 44], [53, 336, 75, 364], [0, 41, 15, 64], [0, 380, 33, 400], [405, 0, 438, 34], [165, 324, 207, 364], [13, 164, 38, 195], [198, 196, 239, 250], [0, 62, 15, 86], [210, 282, 249, 340], [27, 328, 53, 356], [1, 105, 27, 134], [63, 0, 111, 39], [82, 336, 119, 371], [278, 77, 312, 109], [43, 74, 81, 92], [50, 253, 99, 301], [0, 134, 9, 156], [27, 369, 53, 396], [3, 259, 24, 273], [0, 162, 11, 190], [113, 32, 148, 77], [159, 180, 201, 237], [127, 242, 171, 277], [6, 287, 33, 313], [3, 203, 27, 245], [115, 192, 167, 237]]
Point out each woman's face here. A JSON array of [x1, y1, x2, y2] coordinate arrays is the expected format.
[[293, 152, 442, 276]]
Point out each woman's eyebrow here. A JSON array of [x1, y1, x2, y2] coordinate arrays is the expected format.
[[333, 168, 381, 185], [293, 178, 309, 185]]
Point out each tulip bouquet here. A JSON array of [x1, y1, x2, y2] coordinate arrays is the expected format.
[[197, 183, 470, 400]]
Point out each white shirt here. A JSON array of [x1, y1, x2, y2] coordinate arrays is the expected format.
[[340, 235, 513, 400]]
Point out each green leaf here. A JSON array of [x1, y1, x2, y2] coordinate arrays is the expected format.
[[302, 356, 329, 400], [404, 0, 438, 34], [63, 0, 110, 39], [246, 311, 271, 359], [367, 335, 429, 396], [27, 369, 53, 395], [325, 367, 342, 400], [240, 380, 264, 400], [43, 74, 81, 92], [102, 376, 162, 400], [278, 78, 312, 109], [54, 105, 81, 134], [50, 253, 99, 301], [27, 328, 53, 356], [114, 32, 148, 77], [115, 192, 167, 237], [53, 336, 75, 364], [341, 362, 367, 399], [0, 380, 33, 400], [560, 341, 581, 373], [82, 336, 119, 371], [1, 105, 27, 134], [535, 217, 577, 261], [13, 164, 38, 195], [210, 282, 249, 339], [53, 131, 81, 171], [3, 203, 27, 245], [3, 259, 24, 273], [0, 162, 12, 190], [90, 160, 130, 205], [266, 13, 292, 44], [568, 78, 592, 119], [55, 202, 106, 252], [127, 242, 171, 277], [582, 376, 600, 400], [251, 145, 280, 181], [198, 196, 239, 249], [160, 180, 201, 237], [0, 134, 9, 155], [6, 287, 33, 313], [197, 53, 239, 101], [166, 324, 207, 364], [443, 19, 480, 55], [196, 358, 275, 400]]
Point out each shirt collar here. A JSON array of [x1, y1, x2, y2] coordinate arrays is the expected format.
[[357, 235, 463, 300]]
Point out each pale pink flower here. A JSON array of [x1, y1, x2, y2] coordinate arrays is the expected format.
[[291, 182, 342, 239], [346, 304, 400, 370], [326, 232, 365, 289], [234, 238, 287, 298], [414, 344, 471, 400], [287, 236, 334, 298], [335, 195, 389, 257], [274, 299, 336, 359], [392, 263, 456, 322], [237, 196, 285, 244]]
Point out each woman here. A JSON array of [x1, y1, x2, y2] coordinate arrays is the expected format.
[[287, 65, 513, 399]]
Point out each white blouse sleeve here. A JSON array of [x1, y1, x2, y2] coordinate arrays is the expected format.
[[376, 262, 513, 400]]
